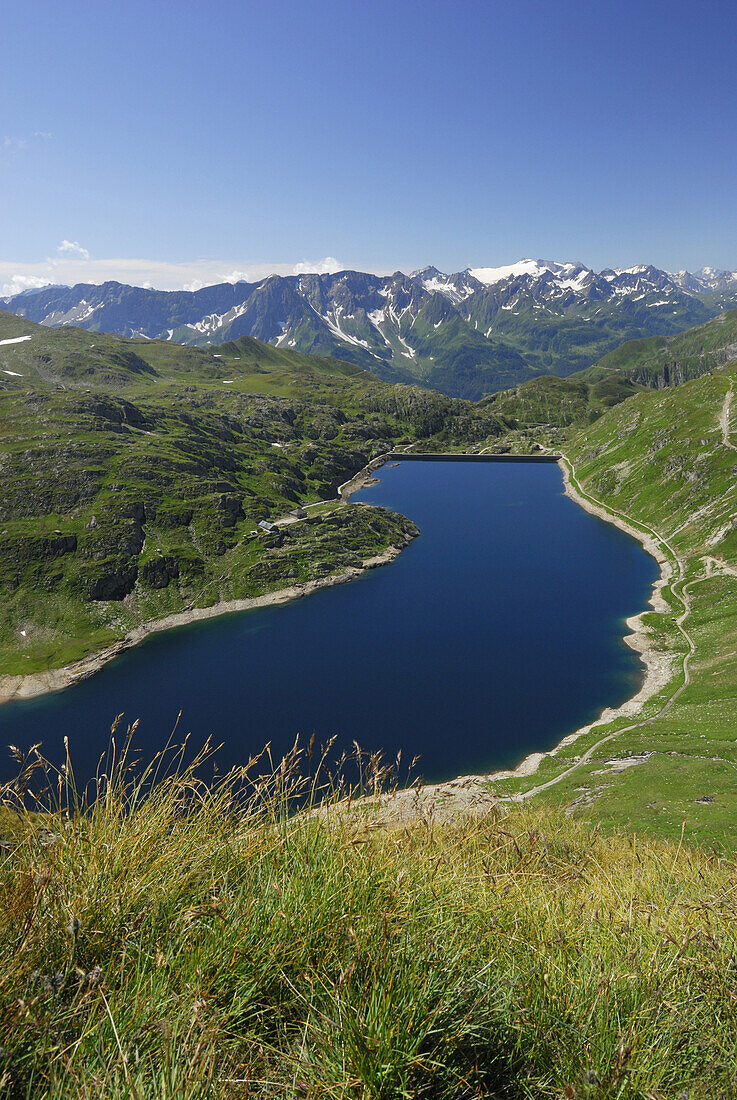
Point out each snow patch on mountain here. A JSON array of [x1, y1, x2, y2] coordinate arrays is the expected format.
[[185, 302, 250, 338], [323, 307, 371, 350], [5, 258, 737, 399], [394, 329, 417, 360], [422, 274, 477, 303], [557, 269, 591, 291]]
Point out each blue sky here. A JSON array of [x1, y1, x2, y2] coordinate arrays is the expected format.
[[3, 0, 737, 291]]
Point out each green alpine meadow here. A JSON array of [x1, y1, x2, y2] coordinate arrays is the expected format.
[[491, 353, 737, 847], [5, 4, 737, 1093], [2, 295, 737, 1096]]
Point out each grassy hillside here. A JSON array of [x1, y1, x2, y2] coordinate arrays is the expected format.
[[483, 309, 737, 445], [0, 310, 369, 397], [481, 372, 641, 433], [0, 314, 507, 676], [4, 315, 737, 1098], [1, 748, 737, 1098], [585, 308, 737, 389], [492, 361, 737, 847]]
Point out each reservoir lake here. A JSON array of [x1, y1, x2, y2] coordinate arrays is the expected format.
[[0, 460, 660, 786]]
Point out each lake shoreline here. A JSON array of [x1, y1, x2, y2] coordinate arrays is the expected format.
[[377, 456, 677, 817], [0, 447, 554, 708], [0, 543, 408, 706], [483, 459, 674, 775], [0, 452, 674, 817], [0, 443, 409, 706]]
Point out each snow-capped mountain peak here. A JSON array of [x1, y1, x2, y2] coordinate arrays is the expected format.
[[4, 257, 737, 401], [467, 258, 588, 286]]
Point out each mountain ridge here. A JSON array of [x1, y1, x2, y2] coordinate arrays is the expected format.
[[4, 259, 737, 399]]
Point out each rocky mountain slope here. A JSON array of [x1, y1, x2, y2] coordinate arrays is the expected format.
[[5, 260, 737, 399], [583, 306, 737, 388]]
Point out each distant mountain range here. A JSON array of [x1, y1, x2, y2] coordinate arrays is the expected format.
[[5, 260, 737, 399]]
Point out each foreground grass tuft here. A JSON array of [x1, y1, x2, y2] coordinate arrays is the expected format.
[[1, 735, 737, 1098]]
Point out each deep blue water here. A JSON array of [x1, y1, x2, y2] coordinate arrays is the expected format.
[[0, 461, 659, 786]]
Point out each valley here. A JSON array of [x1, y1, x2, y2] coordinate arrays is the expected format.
[[8, 5, 737, 1094], [3, 291, 737, 1100], [1, 301, 736, 847], [0, 458, 657, 791]]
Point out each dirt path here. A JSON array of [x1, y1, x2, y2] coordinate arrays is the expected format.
[[513, 559, 737, 802], [704, 555, 737, 578], [329, 408, 737, 822], [720, 384, 736, 451], [502, 382, 737, 805], [360, 453, 685, 821]]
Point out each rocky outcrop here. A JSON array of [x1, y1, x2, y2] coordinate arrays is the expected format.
[[140, 554, 180, 589]]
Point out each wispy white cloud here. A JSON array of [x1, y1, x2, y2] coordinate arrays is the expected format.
[[0, 254, 392, 298], [2, 131, 52, 159], [57, 240, 91, 260], [2, 136, 28, 155], [291, 256, 343, 275]]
